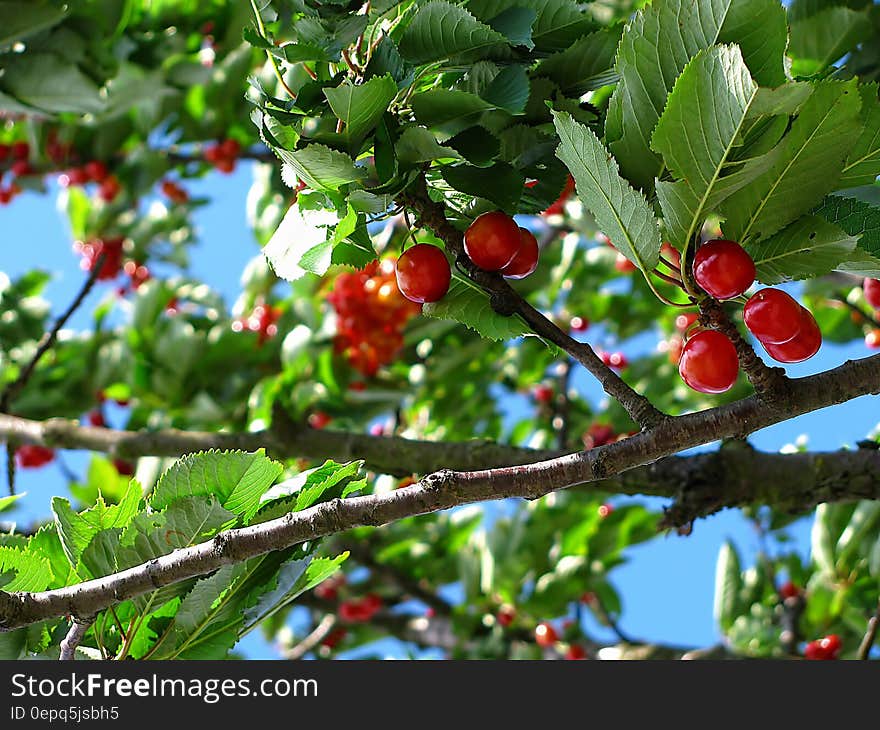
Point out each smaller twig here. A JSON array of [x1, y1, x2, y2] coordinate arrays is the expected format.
[[653, 269, 685, 288], [59, 618, 93, 660], [0, 254, 106, 414], [283, 614, 337, 660], [552, 360, 573, 450], [857, 598, 880, 660], [5, 443, 14, 497], [835, 295, 880, 329], [341, 49, 363, 76], [659, 254, 681, 273]]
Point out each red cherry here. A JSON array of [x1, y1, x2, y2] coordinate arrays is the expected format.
[[660, 242, 681, 269], [532, 384, 554, 404], [583, 423, 615, 449], [65, 167, 89, 186], [0, 143, 9, 161], [614, 253, 636, 273], [320, 627, 348, 649], [761, 306, 821, 363], [565, 645, 587, 660], [501, 227, 539, 279], [570, 316, 589, 332], [309, 411, 332, 429], [675, 312, 699, 332], [113, 459, 135, 476], [743, 289, 803, 345], [497, 606, 516, 627], [84, 161, 108, 183], [464, 211, 521, 271], [98, 175, 121, 202], [864, 278, 880, 309], [395, 244, 451, 304], [86, 411, 106, 427], [598, 503, 613, 519], [15, 444, 55, 469], [866, 329, 880, 349], [678, 329, 739, 394], [220, 139, 241, 159], [10, 160, 32, 177], [600, 351, 628, 370], [693, 240, 755, 300], [805, 634, 841, 660], [534, 622, 558, 647], [779, 581, 800, 600], [11, 141, 29, 160]]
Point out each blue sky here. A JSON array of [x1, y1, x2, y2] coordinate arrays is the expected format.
[[2, 162, 878, 658]]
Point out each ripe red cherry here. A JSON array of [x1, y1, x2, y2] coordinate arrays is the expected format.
[[678, 329, 739, 394], [534, 622, 558, 647], [614, 253, 636, 273], [570, 316, 589, 332], [501, 227, 539, 279], [86, 411, 106, 427], [866, 329, 880, 349], [675, 312, 699, 332], [15, 444, 55, 469], [11, 141, 29, 160], [693, 240, 756, 300], [308, 411, 332, 429], [743, 288, 803, 345], [805, 634, 841, 660], [565, 645, 587, 660], [84, 161, 108, 183], [864, 278, 880, 309], [779, 581, 800, 600], [761, 306, 821, 363], [497, 606, 516, 627], [532, 384, 554, 404], [98, 175, 121, 202], [395, 244, 451, 303], [464, 211, 521, 271], [598, 503, 613, 519]]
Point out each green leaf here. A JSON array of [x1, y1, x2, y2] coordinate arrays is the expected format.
[[441, 162, 524, 212], [151, 449, 283, 522], [263, 203, 340, 281], [485, 6, 536, 49], [839, 83, 880, 190], [257, 460, 365, 519], [323, 74, 398, 150], [813, 194, 880, 264], [0, 1, 67, 45], [468, 0, 597, 52], [422, 279, 531, 341], [553, 111, 661, 273], [811, 503, 839, 576], [399, 1, 507, 64], [482, 65, 529, 114], [52, 480, 142, 568], [0, 53, 104, 115], [278, 144, 366, 192], [533, 27, 623, 95], [652, 45, 760, 248], [411, 89, 495, 132], [605, 0, 787, 190], [0, 492, 25, 513], [788, 7, 872, 75], [721, 80, 863, 243], [746, 215, 857, 284], [836, 501, 880, 569], [445, 126, 499, 166], [241, 557, 311, 629], [0, 546, 51, 592], [396, 126, 461, 165], [713, 540, 742, 632]]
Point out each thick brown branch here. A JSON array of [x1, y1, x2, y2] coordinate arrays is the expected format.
[[399, 176, 665, 430], [2, 351, 880, 630]]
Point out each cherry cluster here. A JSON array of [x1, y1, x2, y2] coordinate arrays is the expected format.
[[232, 301, 282, 346], [59, 159, 121, 202], [73, 237, 126, 281], [14, 444, 55, 469], [394, 211, 540, 305], [329, 259, 421, 377], [204, 139, 241, 174], [678, 239, 822, 394], [0, 141, 31, 205], [862, 278, 880, 350]]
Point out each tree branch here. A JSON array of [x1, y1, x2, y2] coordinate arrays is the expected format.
[[281, 614, 337, 660], [399, 175, 665, 430], [858, 597, 880, 660], [2, 350, 880, 631], [59, 618, 93, 660]]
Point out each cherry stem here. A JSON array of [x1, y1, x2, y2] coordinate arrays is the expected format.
[[653, 268, 685, 289], [658, 253, 681, 273]]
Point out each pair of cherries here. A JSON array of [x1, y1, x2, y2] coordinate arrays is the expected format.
[[394, 211, 540, 304], [678, 240, 822, 394]]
